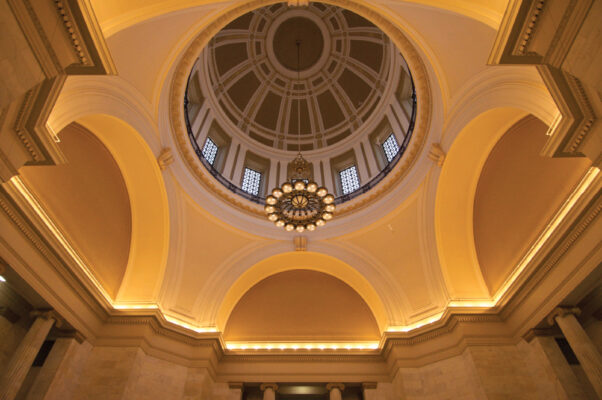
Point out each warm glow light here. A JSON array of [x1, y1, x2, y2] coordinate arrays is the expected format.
[[492, 166, 600, 304], [266, 196, 277, 205], [272, 188, 283, 198], [307, 182, 318, 192], [325, 204, 335, 212], [282, 183, 293, 193], [323, 212, 332, 220], [316, 219, 325, 226], [316, 187, 327, 197], [268, 213, 278, 221], [113, 303, 159, 310], [285, 223, 295, 231], [294, 181, 305, 190], [224, 342, 380, 351], [296, 225, 305, 233], [306, 223, 316, 231], [275, 220, 285, 227], [323, 194, 334, 204]]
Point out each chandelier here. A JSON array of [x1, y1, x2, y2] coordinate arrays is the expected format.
[[265, 40, 335, 232]]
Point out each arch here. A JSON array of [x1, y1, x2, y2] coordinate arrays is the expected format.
[[210, 249, 391, 333], [94, 0, 506, 38], [49, 79, 170, 304], [435, 107, 528, 299]]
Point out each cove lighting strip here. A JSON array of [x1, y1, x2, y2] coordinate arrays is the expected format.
[[388, 166, 600, 332], [225, 342, 380, 351], [8, 166, 600, 344]]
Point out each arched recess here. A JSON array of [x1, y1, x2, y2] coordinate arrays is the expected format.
[[49, 77, 170, 304], [473, 116, 591, 294], [20, 123, 132, 299], [215, 251, 389, 334], [435, 107, 529, 299], [223, 269, 381, 341], [76, 114, 170, 303]]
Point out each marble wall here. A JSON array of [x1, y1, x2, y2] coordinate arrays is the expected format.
[[8, 338, 599, 400]]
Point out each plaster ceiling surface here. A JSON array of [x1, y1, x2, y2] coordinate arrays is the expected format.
[[106, 5, 224, 112], [20, 124, 132, 299], [202, 2, 394, 150], [38, 0, 594, 344]]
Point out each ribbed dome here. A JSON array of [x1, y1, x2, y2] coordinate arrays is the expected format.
[[204, 2, 392, 151]]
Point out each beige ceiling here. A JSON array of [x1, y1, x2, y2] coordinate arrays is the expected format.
[[204, 2, 392, 150], [473, 116, 591, 293], [20, 123, 132, 298], [224, 269, 380, 341], [36, 0, 587, 343]]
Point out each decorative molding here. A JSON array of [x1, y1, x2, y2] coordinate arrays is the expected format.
[[546, 306, 581, 326], [259, 383, 278, 392], [489, 0, 601, 166], [515, 0, 545, 56], [326, 383, 345, 392], [293, 236, 307, 251], [157, 147, 174, 170], [427, 143, 445, 167], [169, 0, 431, 220]]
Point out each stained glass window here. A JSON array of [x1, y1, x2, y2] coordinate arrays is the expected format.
[[339, 165, 360, 195], [382, 133, 399, 163], [202, 137, 218, 165], [242, 167, 262, 196]]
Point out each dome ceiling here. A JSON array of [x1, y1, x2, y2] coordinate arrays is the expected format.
[[204, 2, 393, 150]]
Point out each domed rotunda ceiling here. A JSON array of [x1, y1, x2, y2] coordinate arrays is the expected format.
[[203, 2, 395, 151]]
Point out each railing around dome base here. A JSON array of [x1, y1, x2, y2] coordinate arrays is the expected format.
[[184, 89, 416, 206]]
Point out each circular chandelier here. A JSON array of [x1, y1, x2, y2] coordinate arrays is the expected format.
[[265, 39, 335, 232], [265, 154, 335, 232]]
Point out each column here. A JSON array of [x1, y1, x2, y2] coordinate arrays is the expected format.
[[260, 383, 277, 400], [26, 333, 90, 400], [548, 307, 602, 398], [362, 382, 377, 400], [326, 383, 344, 400], [0, 311, 56, 400]]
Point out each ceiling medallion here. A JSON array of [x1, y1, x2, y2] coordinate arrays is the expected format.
[[265, 40, 335, 232]]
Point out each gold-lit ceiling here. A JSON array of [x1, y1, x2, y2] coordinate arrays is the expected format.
[[205, 2, 393, 150]]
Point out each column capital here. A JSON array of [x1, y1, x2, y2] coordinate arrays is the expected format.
[[326, 383, 345, 391], [547, 306, 581, 326], [30, 309, 65, 327], [362, 382, 377, 390], [260, 383, 278, 392]]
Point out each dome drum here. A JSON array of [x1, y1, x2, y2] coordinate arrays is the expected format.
[[184, 2, 418, 215]]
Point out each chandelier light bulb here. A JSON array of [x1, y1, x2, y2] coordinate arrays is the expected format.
[[276, 220, 285, 227], [316, 187, 328, 197], [306, 223, 316, 231], [285, 223, 295, 231], [315, 219, 326, 226], [325, 204, 335, 212], [266, 195, 277, 205], [265, 205, 276, 213], [272, 188, 283, 198], [282, 183, 293, 193], [323, 212, 333, 220], [296, 225, 305, 233], [268, 213, 279, 221], [294, 181, 305, 191], [307, 182, 318, 192], [323, 194, 334, 204]]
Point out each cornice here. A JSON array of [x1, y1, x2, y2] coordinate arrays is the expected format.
[[500, 174, 601, 322], [489, 0, 601, 166]]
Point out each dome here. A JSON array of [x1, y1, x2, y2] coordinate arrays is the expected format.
[[184, 2, 416, 207]]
